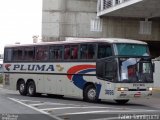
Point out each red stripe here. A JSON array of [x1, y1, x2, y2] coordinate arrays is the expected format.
[[67, 65, 96, 80]]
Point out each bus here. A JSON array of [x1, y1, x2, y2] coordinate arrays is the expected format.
[[3, 38, 154, 104]]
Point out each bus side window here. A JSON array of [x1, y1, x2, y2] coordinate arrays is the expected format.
[[88, 44, 96, 59], [4, 48, 13, 62], [36, 46, 48, 61], [80, 44, 96, 59], [80, 45, 87, 59], [49, 46, 63, 60], [13, 48, 23, 61], [64, 45, 70, 59], [71, 45, 78, 59], [24, 47, 35, 61], [98, 44, 112, 58]]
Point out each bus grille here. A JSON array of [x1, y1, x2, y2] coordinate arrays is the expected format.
[[129, 89, 146, 91]]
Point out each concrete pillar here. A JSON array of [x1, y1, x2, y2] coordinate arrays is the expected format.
[[42, 0, 99, 42]]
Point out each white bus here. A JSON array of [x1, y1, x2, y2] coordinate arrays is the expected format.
[[3, 38, 154, 104]]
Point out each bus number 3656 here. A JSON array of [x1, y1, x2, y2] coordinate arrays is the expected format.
[[105, 90, 114, 95]]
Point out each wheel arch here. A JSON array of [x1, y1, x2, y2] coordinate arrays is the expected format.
[[26, 79, 35, 88]]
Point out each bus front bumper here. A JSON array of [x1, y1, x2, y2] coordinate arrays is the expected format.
[[115, 91, 152, 100]]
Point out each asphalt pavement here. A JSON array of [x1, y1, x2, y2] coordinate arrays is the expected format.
[[0, 84, 160, 120]]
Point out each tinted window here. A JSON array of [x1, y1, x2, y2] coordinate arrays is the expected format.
[[4, 48, 13, 62], [64, 45, 79, 60], [13, 48, 23, 61], [104, 61, 116, 81], [36, 46, 48, 61], [80, 44, 96, 59], [64, 45, 71, 59], [24, 47, 35, 61], [98, 44, 112, 58], [96, 59, 117, 82], [50, 46, 63, 60], [71, 45, 79, 59]]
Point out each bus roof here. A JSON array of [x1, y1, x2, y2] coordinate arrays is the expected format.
[[4, 38, 147, 48]]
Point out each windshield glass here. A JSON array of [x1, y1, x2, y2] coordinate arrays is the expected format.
[[119, 58, 153, 83], [114, 43, 149, 56]]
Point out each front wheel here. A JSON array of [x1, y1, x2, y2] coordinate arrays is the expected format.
[[18, 81, 27, 96], [115, 100, 129, 104], [83, 85, 97, 102], [27, 81, 36, 97]]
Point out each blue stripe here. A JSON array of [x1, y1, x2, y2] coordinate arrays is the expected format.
[[72, 68, 102, 98]]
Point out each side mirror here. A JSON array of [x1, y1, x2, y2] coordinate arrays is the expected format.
[[96, 60, 105, 79], [104, 61, 117, 80], [96, 58, 117, 80]]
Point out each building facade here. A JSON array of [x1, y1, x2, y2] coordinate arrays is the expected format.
[[42, 0, 160, 57]]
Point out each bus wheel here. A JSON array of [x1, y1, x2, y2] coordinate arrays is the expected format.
[[27, 81, 36, 97], [83, 85, 97, 102], [18, 81, 27, 96], [115, 100, 129, 104]]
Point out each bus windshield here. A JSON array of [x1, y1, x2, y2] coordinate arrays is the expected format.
[[114, 43, 149, 56], [119, 57, 153, 83]]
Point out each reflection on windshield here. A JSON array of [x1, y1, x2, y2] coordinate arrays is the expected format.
[[120, 58, 153, 83]]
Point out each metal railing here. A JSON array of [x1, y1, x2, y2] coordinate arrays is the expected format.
[[97, 0, 130, 12]]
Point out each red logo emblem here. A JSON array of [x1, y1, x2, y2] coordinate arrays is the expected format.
[[5, 64, 11, 71]]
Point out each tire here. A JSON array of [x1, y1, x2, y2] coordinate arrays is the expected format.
[[27, 81, 36, 97], [18, 81, 27, 96], [115, 100, 129, 104], [83, 85, 97, 102]]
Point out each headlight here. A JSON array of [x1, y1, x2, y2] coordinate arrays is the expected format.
[[148, 87, 153, 91], [118, 87, 128, 91]]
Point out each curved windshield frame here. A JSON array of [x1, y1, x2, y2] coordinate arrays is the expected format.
[[114, 43, 150, 56]]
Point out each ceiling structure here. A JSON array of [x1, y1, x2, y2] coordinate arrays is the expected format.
[[97, 0, 160, 19]]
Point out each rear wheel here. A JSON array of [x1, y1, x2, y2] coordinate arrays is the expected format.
[[115, 100, 129, 104], [83, 85, 97, 102], [18, 81, 27, 96], [27, 81, 36, 97]]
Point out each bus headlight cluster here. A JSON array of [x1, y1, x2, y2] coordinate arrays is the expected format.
[[118, 87, 128, 91], [148, 87, 153, 91]]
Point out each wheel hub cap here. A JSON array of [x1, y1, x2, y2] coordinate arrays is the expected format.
[[20, 84, 24, 92], [29, 85, 34, 94], [88, 89, 96, 100]]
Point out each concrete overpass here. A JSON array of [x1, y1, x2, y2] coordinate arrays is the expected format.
[[96, 0, 160, 57], [97, 0, 160, 18], [42, 0, 160, 57]]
